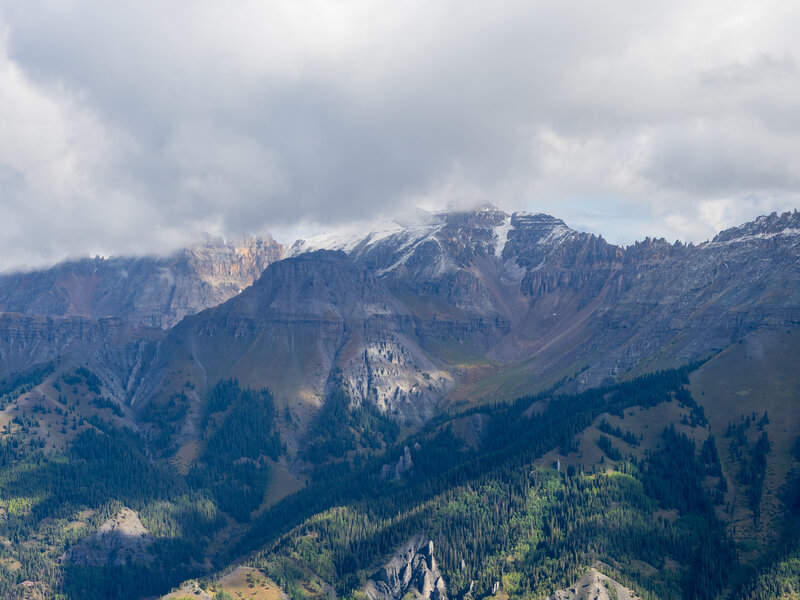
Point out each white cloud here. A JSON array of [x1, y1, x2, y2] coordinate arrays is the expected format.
[[0, 1, 799, 270]]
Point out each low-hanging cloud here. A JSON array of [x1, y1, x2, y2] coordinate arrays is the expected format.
[[1, 0, 799, 271]]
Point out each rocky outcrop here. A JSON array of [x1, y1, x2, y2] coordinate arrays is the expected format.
[[549, 568, 636, 600], [380, 445, 414, 480], [64, 508, 153, 566], [363, 537, 447, 600]]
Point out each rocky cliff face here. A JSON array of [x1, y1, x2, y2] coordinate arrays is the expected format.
[[363, 537, 447, 600], [0, 313, 161, 379], [581, 210, 800, 387], [149, 251, 454, 428], [380, 445, 415, 480], [0, 235, 282, 329], [289, 207, 800, 394]]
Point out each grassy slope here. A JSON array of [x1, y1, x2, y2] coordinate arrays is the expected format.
[[691, 330, 800, 600], [690, 330, 800, 569], [0, 358, 136, 454], [163, 566, 285, 600], [535, 400, 712, 474]]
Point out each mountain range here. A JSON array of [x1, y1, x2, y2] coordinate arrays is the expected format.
[[5, 206, 797, 428], [0, 206, 798, 600]]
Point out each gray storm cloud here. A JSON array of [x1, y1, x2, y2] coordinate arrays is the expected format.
[[0, 0, 799, 271]]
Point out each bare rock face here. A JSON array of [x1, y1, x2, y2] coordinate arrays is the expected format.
[[380, 445, 414, 480], [64, 507, 153, 566], [0, 313, 162, 379], [154, 250, 454, 425], [0, 235, 282, 329], [549, 568, 637, 600], [363, 536, 447, 600]]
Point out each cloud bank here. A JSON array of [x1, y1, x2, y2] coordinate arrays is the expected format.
[[1, 1, 799, 270]]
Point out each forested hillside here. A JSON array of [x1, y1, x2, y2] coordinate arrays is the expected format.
[[3, 362, 792, 599]]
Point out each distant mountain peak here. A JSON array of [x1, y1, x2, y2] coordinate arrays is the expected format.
[[287, 206, 588, 270], [711, 210, 800, 244], [0, 234, 283, 328]]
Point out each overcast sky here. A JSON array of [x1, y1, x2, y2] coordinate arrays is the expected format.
[[1, 1, 799, 271]]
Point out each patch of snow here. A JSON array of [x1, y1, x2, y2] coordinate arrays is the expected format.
[[493, 215, 513, 257], [538, 224, 574, 245], [530, 259, 547, 271], [374, 221, 447, 275], [705, 228, 800, 247], [363, 221, 407, 246], [287, 228, 367, 256], [287, 219, 434, 260]]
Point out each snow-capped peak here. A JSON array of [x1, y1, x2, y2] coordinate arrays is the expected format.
[[286, 220, 408, 257]]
